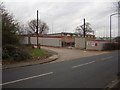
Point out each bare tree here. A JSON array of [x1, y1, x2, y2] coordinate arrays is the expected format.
[[117, 1, 120, 10], [28, 19, 49, 35], [75, 22, 94, 35], [112, 0, 120, 12]]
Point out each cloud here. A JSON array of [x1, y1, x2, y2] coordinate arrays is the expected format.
[[3, 0, 119, 37]]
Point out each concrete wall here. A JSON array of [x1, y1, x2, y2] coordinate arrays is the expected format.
[[75, 38, 86, 49], [75, 37, 95, 49]]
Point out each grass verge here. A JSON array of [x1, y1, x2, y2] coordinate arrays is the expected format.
[[26, 47, 51, 59], [3, 46, 52, 65]]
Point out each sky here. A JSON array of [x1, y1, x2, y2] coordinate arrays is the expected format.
[[2, 0, 119, 37]]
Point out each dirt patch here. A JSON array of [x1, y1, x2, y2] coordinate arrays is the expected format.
[[41, 46, 111, 62]]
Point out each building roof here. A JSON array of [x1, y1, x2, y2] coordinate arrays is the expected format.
[[47, 32, 94, 36]]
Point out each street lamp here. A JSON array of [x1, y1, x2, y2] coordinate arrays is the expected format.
[[110, 13, 119, 42]]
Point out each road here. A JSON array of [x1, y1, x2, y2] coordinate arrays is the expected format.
[[2, 51, 119, 88]]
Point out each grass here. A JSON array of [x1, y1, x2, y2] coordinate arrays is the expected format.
[[3, 45, 51, 65], [27, 48, 48, 58]]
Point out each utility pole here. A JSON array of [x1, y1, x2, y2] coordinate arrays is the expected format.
[[83, 18, 86, 49], [83, 18, 86, 38], [37, 10, 39, 48]]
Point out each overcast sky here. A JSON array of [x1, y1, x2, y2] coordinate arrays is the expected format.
[[2, 0, 119, 37]]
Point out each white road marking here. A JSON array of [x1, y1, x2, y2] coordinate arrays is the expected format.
[[0, 72, 53, 86], [72, 61, 95, 68], [101, 56, 113, 61]]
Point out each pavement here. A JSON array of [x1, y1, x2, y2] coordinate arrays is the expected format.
[[104, 78, 120, 89], [2, 50, 119, 88]]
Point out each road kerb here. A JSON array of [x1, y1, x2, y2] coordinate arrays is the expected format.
[[104, 78, 119, 90], [2, 54, 59, 70]]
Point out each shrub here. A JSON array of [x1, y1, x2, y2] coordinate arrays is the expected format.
[[2, 44, 31, 62], [103, 43, 120, 50], [12, 49, 31, 61], [2, 44, 15, 59], [3, 44, 17, 54], [2, 49, 10, 59]]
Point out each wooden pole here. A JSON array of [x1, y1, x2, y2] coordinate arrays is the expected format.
[[37, 10, 39, 48]]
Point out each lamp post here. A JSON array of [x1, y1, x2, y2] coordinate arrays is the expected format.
[[110, 13, 119, 42]]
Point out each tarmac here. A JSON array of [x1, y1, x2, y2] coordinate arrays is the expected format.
[[1, 47, 119, 89]]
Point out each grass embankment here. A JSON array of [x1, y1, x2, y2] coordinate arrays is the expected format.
[[26, 47, 51, 60], [3, 45, 51, 65]]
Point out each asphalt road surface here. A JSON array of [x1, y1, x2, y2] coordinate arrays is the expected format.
[[2, 51, 119, 88]]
